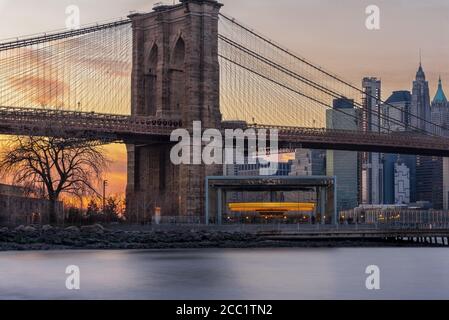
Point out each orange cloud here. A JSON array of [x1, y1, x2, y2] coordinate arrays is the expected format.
[[8, 75, 69, 106]]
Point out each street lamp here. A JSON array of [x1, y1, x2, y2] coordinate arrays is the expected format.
[[103, 179, 108, 214]]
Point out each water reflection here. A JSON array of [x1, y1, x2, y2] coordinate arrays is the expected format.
[[0, 248, 449, 300]]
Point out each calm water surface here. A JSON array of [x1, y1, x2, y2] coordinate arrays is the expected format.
[[1, 248, 449, 300]]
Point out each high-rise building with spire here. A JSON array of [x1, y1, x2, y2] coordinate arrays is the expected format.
[[410, 62, 431, 133], [431, 76, 449, 136], [415, 71, 449, 210], [433, 77, 448, 105], [429, 76, 449, 210]]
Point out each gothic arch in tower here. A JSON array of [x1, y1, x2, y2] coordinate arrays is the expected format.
[[169, 37, 186, 114], [144, 43, 158, 116]]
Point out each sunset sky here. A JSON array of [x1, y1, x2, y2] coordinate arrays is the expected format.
[[1, 0, 448, 195]]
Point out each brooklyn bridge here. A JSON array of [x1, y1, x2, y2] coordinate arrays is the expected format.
[[0, 0, 448, 219]]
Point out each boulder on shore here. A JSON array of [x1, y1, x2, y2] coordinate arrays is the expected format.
[[15, 225, 37, 233], [80, 224, 105, 233], [65, 226, 80, 233], [42, 225, 54, 232], [23, 226, 37, 233]]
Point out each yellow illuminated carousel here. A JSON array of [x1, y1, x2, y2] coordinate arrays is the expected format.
[[228, 202, 315, 214], [227, 202, 316, 223]]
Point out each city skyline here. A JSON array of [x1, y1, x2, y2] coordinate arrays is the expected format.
[[2, 0, 449, 303], [1, 0, 449, 196]]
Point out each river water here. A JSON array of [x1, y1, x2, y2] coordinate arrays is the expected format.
[[0, 248, 448, 300]]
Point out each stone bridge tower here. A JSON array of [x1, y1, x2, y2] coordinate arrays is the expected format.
[[126, 0, 223, 222]]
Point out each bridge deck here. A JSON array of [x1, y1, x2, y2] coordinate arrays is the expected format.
[[1, 106, 449, 156]]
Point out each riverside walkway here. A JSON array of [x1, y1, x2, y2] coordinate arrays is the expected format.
[[258, 229, 449, 246], [107, 223, 449, 246]]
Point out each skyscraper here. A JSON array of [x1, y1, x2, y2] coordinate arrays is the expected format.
[[289, 149, 313, 176], [432, 77, 448, 105], [382, 91, 416, 204], [431, 77, 449, 210], [410, 62, 431, 133], [431, 77, 449, 136], [326, 98, 359, 212], [361, 77, 383, 205], [417, 76, 449, 210], [416, 156, 443, 209], [394, 160, 411, 204], [382, 90, 411, 132], [383, 154, 415, 205], [414, 64, 444, 209], [289, 149, 326, 177]]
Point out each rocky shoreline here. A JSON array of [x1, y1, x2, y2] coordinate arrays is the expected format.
[[0, 224, 437, 251]]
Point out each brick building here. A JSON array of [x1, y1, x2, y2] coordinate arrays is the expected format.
[[0, 184, 63, 226]]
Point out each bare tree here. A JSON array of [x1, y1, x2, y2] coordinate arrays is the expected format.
[[0, 136, 109, 224]]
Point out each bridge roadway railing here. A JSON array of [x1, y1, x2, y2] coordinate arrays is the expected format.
[[0, 106, 182, 139], [248, 124, 449, 152], [1, 107, 449, 156]]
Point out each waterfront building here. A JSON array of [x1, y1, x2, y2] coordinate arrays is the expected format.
[[340, 202, 449, 226], [0, 183, 64, 225], [224, 159, 294, 204], [206, 176, 337, 225]]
